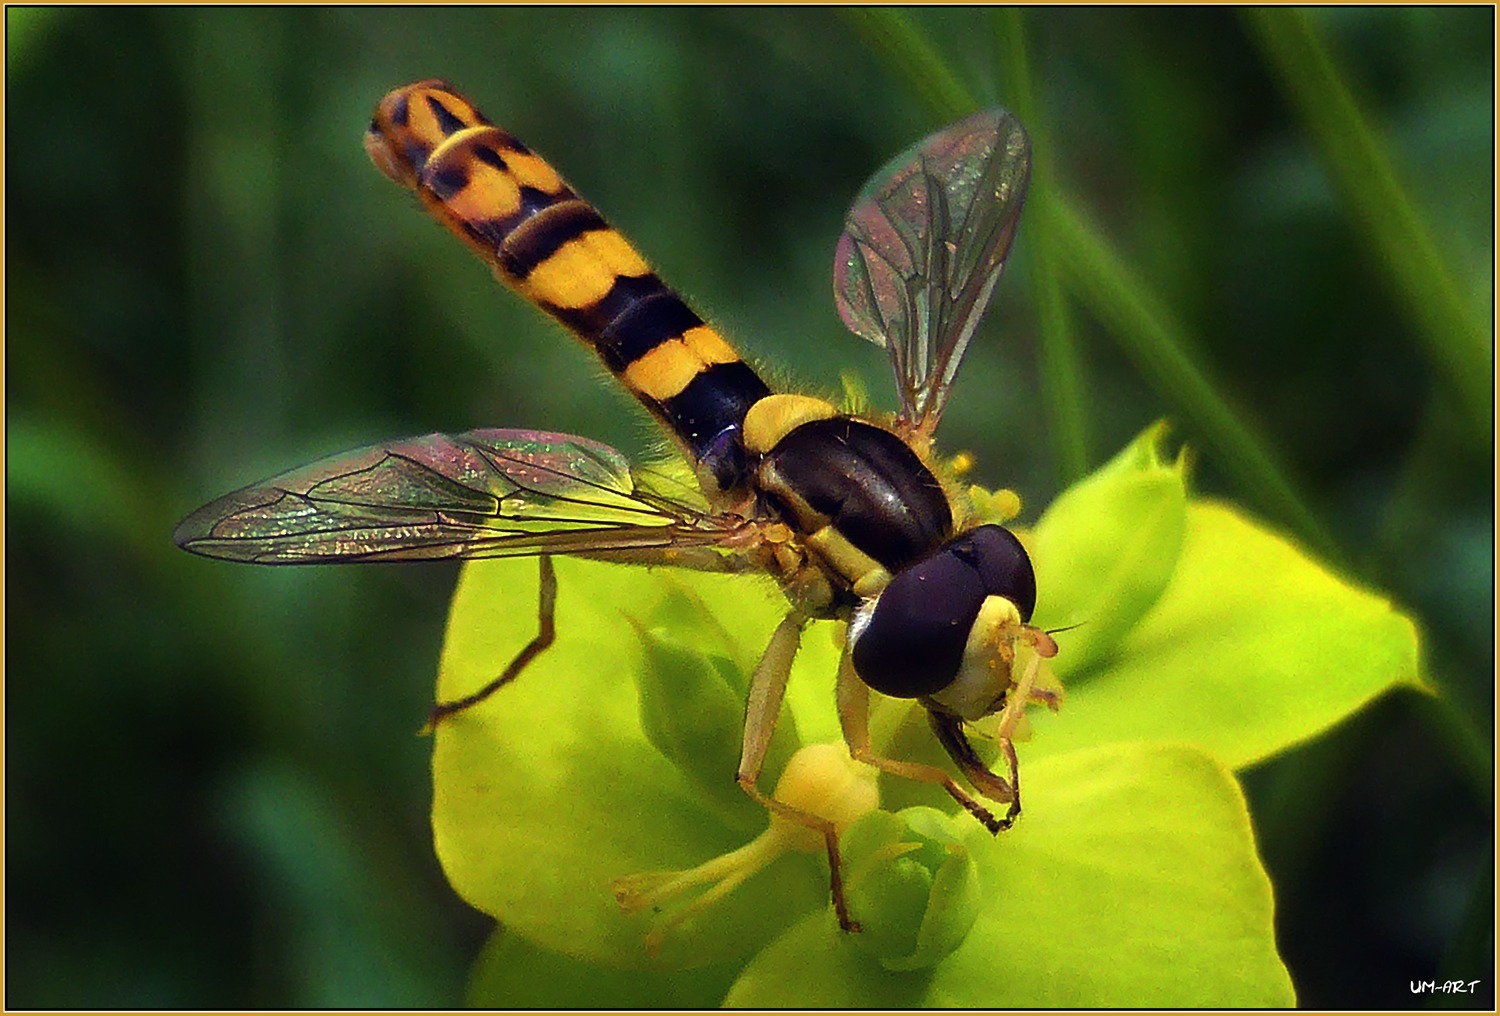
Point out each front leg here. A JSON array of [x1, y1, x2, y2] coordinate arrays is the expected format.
[[926, 642, 1052, 831], [926, 709, 1020, 831], [835, 647, 1007, 834], [736, 612, 859, 933]]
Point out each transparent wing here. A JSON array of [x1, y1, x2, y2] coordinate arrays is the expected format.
[[174, 429, 743, 564], [834, 109, 1031, 436]]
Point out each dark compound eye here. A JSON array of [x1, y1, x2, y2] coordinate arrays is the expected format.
[[956, 524, 1036, 622], [850, 525, 1036, 699]]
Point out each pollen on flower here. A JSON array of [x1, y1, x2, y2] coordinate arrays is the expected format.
[[968, 483, 1022, 525], [610, 742, 878, 953], [970, 638, 1066, 746], [767, 742, 881, 850], [947, 451, 976, 476]]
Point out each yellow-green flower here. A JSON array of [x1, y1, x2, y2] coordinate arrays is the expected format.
[[434, 424, 1421, 1007]]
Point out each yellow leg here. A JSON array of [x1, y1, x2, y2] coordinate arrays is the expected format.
[[736, 612, 859, 932], [835, 648, 1008, 834]]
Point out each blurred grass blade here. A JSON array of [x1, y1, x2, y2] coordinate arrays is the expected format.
[[993, 8, 1091, 485], [1412, 688, 1494, 809], [1434, 836, 1495, 1004], [1244, 8, 1492, 449], [839, 8, 972, 120], [1046, 196, 1341, 564], [9, 415, 165, 560], [1031, 207, 1091, 486], [5, 7, 67, 75]]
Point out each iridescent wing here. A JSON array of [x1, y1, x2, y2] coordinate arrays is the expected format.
[[834, 109, 1031, 438], [174, 429, 743, 565]]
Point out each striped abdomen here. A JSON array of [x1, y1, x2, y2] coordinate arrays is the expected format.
[[365, 80, 770, 496]]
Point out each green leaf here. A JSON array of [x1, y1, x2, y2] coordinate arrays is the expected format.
[[1030, 421, 1188, 676], [465, 925, 741, 1008], [431, 557, 840, 970], [726, 743, 1295, 1007], [1030, 498, 1425, 769], [629, 585, 797, 832]]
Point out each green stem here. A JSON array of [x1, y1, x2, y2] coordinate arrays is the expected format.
[[992, 8, 1091, 486], [838, 9, 972, 121], [1412, 683, 1494, 812], [1243, 8, 1491, 450], [1047, 196, 1343, 565]]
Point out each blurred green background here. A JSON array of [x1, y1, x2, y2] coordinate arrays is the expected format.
[[7, 7, 1491, 1007]]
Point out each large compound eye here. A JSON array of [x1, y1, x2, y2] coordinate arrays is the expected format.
[[850, 547, 983, 698], [848, 525, 1036, 699], [960, 525, 1036, 622]]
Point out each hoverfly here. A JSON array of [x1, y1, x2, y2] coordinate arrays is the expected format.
[[175, 81, 1056, 933]]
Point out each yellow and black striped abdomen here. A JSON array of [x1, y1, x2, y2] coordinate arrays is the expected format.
[[366, 81, 772, 495]]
